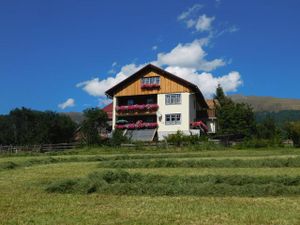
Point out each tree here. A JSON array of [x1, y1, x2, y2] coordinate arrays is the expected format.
[[215, 84, 234, 106], [285, 121, 300, 147], [80, 108, 108, 145], [256, 115, 281, 140], [0, 107, 77, 145], [215, 86, 256, 138]]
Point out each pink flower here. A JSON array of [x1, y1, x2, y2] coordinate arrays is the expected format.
[[141, 83, 160, 89]]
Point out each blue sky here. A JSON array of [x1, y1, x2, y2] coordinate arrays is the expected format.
[[1, 0, 300, 114]]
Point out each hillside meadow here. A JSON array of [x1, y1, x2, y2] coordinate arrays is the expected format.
[[1, 147, 300, 225]]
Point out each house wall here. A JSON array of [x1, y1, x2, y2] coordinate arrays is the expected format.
[[115, 71, 191, 97], [157, 92, 192, 140], [189, 93, 197, 123]]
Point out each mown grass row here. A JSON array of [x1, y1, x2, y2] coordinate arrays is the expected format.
[[99, 157, 300, 168], [45, 170, 300, 197], [3, 154, 300, 171]]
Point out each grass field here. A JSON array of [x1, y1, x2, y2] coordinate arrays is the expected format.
[[1, 147, 300, 225]]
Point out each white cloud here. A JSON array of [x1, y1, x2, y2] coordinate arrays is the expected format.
[[165, 66, 242, 98], [156, 39, 225, 71], [77, 63, 145, 97], [58, 98, 75, 110], [77, 39, 241, 99], [178, 4, 203, 21], [99, 98, 112, 106], [195, 15, 215, 32], [183, 14, 215, 32]]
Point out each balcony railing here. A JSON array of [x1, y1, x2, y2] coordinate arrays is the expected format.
[[116, 104, 159, 114], [115, 122, 158, 130]]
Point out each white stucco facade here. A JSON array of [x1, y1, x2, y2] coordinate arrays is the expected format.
[[157, 92, 197, 140]]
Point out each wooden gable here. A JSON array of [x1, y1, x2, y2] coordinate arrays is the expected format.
[[115, 70, 191, 97]]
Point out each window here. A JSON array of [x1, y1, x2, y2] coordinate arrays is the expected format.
[[141, 76, 160, 85], [165, 94, 181, 105], [165, 113, 181, 125], [147, 98, 154, 104], [127, 99, 134, 105]]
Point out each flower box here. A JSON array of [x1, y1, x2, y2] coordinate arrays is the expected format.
[[116, 104, 158, 113], [115, 122, 158, 130], [141, 83, 160, 89]]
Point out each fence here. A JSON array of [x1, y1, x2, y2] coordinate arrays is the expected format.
[[0, 142, 79, 154]]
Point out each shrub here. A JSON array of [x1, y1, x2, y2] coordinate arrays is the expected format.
[[285, 121, 300, 147], [109, 129, 129, 146]]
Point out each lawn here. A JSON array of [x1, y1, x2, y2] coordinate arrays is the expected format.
[[1, 147, 300, 225]]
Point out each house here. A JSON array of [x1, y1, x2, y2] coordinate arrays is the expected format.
[[105, 64, 215, 141], [102, 103, 113, 128], [201, 99, 219, 134]]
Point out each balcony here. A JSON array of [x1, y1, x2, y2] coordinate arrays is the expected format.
[[115, 121, 158, 130], [116, 104, 159, 116]]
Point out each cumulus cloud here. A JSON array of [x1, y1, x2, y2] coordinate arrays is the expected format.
[[77, 39, 241, 99], [165, 66, 242, 98], [99, 98, 112, 106], [58, 98, 75, 109], [156, 39, 225, 71], [77, 63, 145, 97]]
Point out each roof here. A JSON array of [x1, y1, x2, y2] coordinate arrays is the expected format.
[[206, 99, 220, 109], [105, 64, 208, 108], [102, 103, 113, 120]]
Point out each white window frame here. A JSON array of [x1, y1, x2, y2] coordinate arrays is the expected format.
[[165, 94, 181, 105], [165, 113, 181, 125], [141, 76, 160, 85]]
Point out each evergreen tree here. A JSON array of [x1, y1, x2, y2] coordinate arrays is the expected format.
[[215, 86, 256, 137], [80, 108, 108, 145]]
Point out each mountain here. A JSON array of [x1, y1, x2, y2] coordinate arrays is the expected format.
[[63, 112, 84, 124], [230, 94, 300, 112]]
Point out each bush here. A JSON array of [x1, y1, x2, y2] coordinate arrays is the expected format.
[[285, 122, 300, 147], [234, 138, 283, 149], [109, 129, 129, 146], [164, 130, 210, 147]]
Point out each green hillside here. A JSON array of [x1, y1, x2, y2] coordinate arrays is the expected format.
[[230, 94, 300, 112]]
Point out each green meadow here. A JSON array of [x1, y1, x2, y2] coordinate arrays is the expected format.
[[1, 148, 300, 225]]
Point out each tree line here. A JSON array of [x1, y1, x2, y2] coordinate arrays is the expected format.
[[215, 85, 300, 147], [1, 86, 300, 147], [0, 108, 77, 145]]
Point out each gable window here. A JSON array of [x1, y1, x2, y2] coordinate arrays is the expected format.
[[165, 94, 181, 105], [165, 113, 181, 125], [141, 76, 160, 85]]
